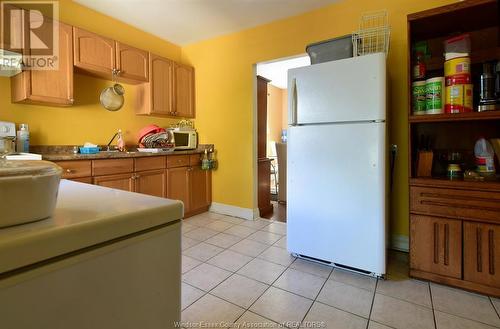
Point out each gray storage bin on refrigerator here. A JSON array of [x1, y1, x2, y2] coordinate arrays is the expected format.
[[306, 35, 353, 64]]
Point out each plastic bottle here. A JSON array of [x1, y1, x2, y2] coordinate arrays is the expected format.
[[201, 149, 210, 170], [16, 123, 29, 153], [117, 129, 125, 152], [474, 138, 496, 176]]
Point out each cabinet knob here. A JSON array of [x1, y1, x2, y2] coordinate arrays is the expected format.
[[66, 169, 75, 173], [69, 98, 74, 103]]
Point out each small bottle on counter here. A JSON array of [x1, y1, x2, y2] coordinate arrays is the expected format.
[[16, 123, 29, 153], [201, 149, 210, 170]]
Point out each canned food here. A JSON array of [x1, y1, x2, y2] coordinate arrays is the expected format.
[[445, 73, 471, 86], [445, 84, 473, 113], [412, 81, 427, 115], [444, 57, 471, 77], [425, 77, 444, 114]]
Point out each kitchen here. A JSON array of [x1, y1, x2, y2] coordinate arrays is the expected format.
[[1, 0, 500, 329]]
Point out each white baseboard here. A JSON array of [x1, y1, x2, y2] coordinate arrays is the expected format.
[[209, 202, 259, 220], [391, 234, 409, 252]]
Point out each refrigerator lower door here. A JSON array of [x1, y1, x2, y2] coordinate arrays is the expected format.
[[287, 122, 386, 275]]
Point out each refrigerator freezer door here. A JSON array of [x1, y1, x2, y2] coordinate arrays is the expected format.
[[288, 53, 386, 125], [287, 122, 386, 275]]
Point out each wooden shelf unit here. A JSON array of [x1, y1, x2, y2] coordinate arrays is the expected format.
[[407, 0, 500, 297]]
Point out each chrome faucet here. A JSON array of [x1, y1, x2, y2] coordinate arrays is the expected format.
[[106, 129, 122, 151]]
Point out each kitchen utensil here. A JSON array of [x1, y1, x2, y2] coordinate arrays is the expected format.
[[100, 69, 125, 111], [479, 62, 497, 112], [0, 160, 62, 227], [0, 121, 16, 157]]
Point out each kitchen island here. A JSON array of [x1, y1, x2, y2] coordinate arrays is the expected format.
[[0, 180, 183, 329]]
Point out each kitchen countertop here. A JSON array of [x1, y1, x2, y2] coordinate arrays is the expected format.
[[0, 180, 183, 275], [31, 144, 213, 161]]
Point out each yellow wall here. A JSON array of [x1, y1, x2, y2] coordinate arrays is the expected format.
[[181, 0, 457, 237], [267, 84, 284, 157], [0, 0, 183, 145]]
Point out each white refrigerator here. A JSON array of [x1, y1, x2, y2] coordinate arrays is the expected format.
[[286, 53, 387, 277]]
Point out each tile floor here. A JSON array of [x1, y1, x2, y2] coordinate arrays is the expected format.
[[181, 212, 500, 329]]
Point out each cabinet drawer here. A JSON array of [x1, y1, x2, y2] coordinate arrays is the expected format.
[[167, 155, 190, 168], [92, 159, 134, 176], [70, 177, 93, 184], [190, 154, 202, 166], [410, 186, 500, 222], [54, 160, 91, 179], [135, 156, 166, 171]]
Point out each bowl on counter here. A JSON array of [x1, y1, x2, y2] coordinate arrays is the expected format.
[[0, 160, 62, 228]]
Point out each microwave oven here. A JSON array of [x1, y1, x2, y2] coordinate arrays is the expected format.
[[171, 129, 197, 150]]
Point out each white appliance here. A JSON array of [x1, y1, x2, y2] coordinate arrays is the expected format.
[[287, 53, 387, 277], [169, 128, 198, 150]]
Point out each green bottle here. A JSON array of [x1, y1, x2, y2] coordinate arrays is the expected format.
[[201, 149, 210, 170]]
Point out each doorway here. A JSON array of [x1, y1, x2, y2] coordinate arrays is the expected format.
[[255, 55, 310, 222]]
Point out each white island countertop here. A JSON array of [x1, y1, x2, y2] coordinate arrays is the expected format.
[[0, 180, 183, 275]]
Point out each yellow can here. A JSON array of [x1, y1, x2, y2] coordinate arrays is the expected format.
[[445, 83, 473, 113], [444, 57, 471, 77]]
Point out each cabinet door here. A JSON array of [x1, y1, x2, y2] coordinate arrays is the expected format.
[[464, 222, 500, 287], [11, 21, 74, 106], [135, 169, 166, 198], [93, 173, 134, 192], [410, 215, 462, 278], [190, 166, 211, 213], [116, 42, 149, 83], [151, 55, 174, 115], [166, 167, 190, 214], [174, 63, 195, 118], [73, 27, 115, 77]]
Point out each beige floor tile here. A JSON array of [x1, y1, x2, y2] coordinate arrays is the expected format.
[[182, 294, 245, 327], [182, 282, 205, 310], [237, 258, 287, 284], [248, 230, 283, 245], [182, 223, 197, 234], [330, 268, 377, 291], [183, 263, 232, 291], [273, 236, 287, 249], [240, 219, 271, 230], [202, 212, 227, 220], [205, 232, 243, 249], [236, 311, 279, 328], [262, 222, 287, 235], [182, 236, 201, 250], [182, 255, 202, 274], [435, 311, 498, 329], [491, 298, 500, 315], [431, 283, 500, 327], [273, 268, 326, 299], [184, 215, 216, 227], [212, 274, 269, 308], [205, 220, 235, 232], [224, 225, 258, 238], [377, 278, 431, 308], [303, 302, 367, 329], [207, 250, 253, 272], [258, 246, 296, 266], [371, 294, 435, 329], [250, 287, 313, 326], [217, 215, 246, 225], [290, 259, 333, 279], [183, 242, 224, 262], [230, 238, 269, 257], [317, 280, 373, 318], [184, 227, 219, 241], [368, 321, 393, 329]]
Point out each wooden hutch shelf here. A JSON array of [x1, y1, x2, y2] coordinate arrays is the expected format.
[[407, 0, 500, 297], [409, 110, 500, 123]]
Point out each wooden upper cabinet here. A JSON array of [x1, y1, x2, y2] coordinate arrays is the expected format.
[[73, 27, 115, 78], [11, 21, 74, 106], [410, 215, 462, 279], [464, 222, 500, 287], [136, 54, 174, 115], [174, 63, 195, 118], [115, 42, 149, 83]]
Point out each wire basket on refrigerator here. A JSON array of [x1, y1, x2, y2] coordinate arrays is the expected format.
[[352, 10, 391, 57]]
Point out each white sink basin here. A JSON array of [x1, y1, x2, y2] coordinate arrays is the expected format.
[[0, 160, 62, 228]]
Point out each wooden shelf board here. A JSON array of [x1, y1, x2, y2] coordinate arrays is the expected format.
[[409, 110, 500, 123], [426, 47, 500, 71], [410, 177, 500, 191]]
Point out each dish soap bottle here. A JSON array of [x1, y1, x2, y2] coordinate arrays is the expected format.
[[117, 129, 125, 152], [474, 137, 496, 177], [201, 149, 210, 170], [16, 123, 29, 153]]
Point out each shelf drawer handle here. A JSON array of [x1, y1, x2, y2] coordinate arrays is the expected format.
[[489, 229, 495, 275], [477, 227, 483, 273], [433, 222, 439, 264], [444, 223, 449, 266], [66, 169, 76, 174]]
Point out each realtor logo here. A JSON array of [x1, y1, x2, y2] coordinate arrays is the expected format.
[[1, 0, 59, 72]]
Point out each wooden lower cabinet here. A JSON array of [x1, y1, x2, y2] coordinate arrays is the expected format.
[[410, 215, 462, 279], [93, 173, 134, 192], [166, 167, 190, 213], [70, 177, 92, 184], [135, 169, 166, 198], [190, 166, 211, 213], [464, 221, 500, 288]]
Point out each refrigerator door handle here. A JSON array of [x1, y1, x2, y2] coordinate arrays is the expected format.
[[291, 78, 298, 126]]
